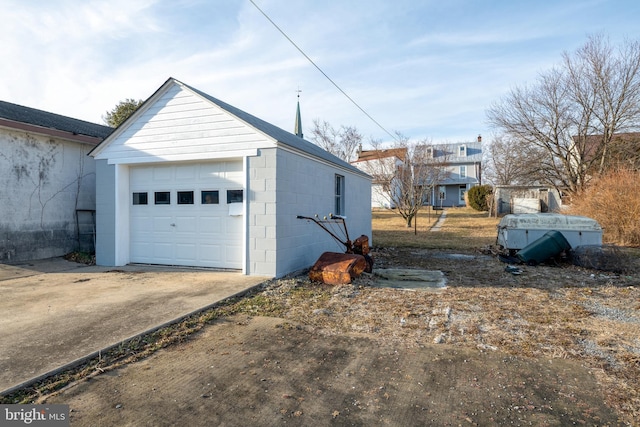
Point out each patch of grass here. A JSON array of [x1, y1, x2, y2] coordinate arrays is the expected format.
[[373, 207, 499, 250], [63, 251, 95, 265]]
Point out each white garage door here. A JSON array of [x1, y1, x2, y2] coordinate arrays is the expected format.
[[129, 161, 244, 269]]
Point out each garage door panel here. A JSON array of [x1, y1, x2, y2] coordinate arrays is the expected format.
[[198, 243, 222, 263], [175, 244, 197, 262], [131, 242, 153, 260], [153, 243, 173, 261], [198, 216, 222, 234], [175, 216, 197, 232], [130, 161, 243, 269], [131, 216, 152, 232], [225, 242, 242, 264]]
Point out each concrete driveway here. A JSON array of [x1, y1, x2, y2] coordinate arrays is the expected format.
[[0, 258, 268, 395]]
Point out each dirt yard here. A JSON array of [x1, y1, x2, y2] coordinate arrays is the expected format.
[[7, 209, 640, 426]]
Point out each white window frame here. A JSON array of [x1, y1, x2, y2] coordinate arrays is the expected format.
[[460, 165, 467, 178], [335, 174, 345, 215]]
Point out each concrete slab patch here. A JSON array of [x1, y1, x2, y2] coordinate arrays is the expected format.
[[0, 258, 267, 394], [371, 268, 446, 290]]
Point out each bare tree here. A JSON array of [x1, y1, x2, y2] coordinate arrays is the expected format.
[[484, 133, 546, 185], [309, 119, 363, 162], [487, 34, 640, 194], [359, 134, 450, 228]]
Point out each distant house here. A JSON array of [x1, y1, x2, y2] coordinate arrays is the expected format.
[[426, 137, 483, 208], [573, 132, 640, 175], [352, 136, 482, 209], [0, 101, 113, 261], [351, 147, 406, 208], [89, 77, 371, 277]]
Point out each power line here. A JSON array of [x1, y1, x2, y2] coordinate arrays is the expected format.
[[248, 0, 398, 142]]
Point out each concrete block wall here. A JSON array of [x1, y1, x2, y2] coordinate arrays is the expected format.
[[247, 149, 277, 276], [0, 129, 96, 262]]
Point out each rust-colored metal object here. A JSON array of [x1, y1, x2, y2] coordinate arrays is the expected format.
[[297, 214, 374, 284], [308, 252, 367, 285]]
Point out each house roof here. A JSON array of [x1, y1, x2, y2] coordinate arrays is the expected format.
[[577, 132, 640, 165], [353, 148, 407, 163], [91, 77, 368, 178], [180, 80, 367, 177], [0, 100, 113, 144], [431, 141, 483, 164]]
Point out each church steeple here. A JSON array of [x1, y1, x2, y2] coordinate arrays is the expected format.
[[294, 88, 303, 138]]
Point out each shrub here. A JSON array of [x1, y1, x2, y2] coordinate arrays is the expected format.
[[566, 168, 640, 246], [467, 185, 493, 211]]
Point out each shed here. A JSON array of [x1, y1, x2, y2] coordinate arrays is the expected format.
[[89, 78, 372, 277], [493, 185, 562, 215], [0, 101, 112, 261]]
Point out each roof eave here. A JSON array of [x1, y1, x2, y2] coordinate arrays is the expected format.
[[0, 117, 104, 146]]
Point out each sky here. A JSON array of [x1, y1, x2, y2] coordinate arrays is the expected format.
[[1, 0, 640, 147]]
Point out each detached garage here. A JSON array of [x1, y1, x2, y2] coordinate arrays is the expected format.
[[89, 78, 371, 277]]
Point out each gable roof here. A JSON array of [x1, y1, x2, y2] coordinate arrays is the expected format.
[[431, 141, 483, 163], [0, 100, 113, 144], [90, 78, 369, 178], [352, 148, 407, 163], [576, 132, 640, 167], [180, 80, 367, 177]]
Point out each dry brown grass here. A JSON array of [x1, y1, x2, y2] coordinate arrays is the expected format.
[[242, 207, 640, 424], [567, 168, 640, 246], [373, 206, 500, 250]]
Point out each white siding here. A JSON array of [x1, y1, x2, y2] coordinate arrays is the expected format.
[[93, 85, 275, 164]]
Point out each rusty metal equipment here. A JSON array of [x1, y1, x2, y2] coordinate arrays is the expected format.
[[297, 214, 374, 284], [308, 252, 367, 285]]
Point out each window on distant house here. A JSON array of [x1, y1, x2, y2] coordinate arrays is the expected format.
[[459, 145, 466, 157], [460, 165, 467, 178], [154, 191, 170, 205], [335, 174, 345, 215], [132, 192, 148, 205]]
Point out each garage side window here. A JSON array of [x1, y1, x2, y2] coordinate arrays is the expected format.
[[201, 190, 219, 204], [178, 191, 194, 205], [227, 190, 243, 203], [132, 192, 148, 205], [154, 191, 171, 205], [335, 174, 345, 215]]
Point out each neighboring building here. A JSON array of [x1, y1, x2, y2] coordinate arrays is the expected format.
[[352, 136, 482, 209], [493, 185, 562, 215], [573, 132, 640, 176], [351, 147, 406, 209], [89, 78, 371, 277], [427, 137, 483, 208], [0, 101, 113, 262]]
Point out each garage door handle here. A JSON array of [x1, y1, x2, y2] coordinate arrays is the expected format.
[[170, 223, 176, 227]]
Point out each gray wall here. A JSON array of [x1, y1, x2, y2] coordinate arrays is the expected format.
[[274, 149, 371, 277], [0, 129, 96, 262], [94, 159, 117, 266]]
